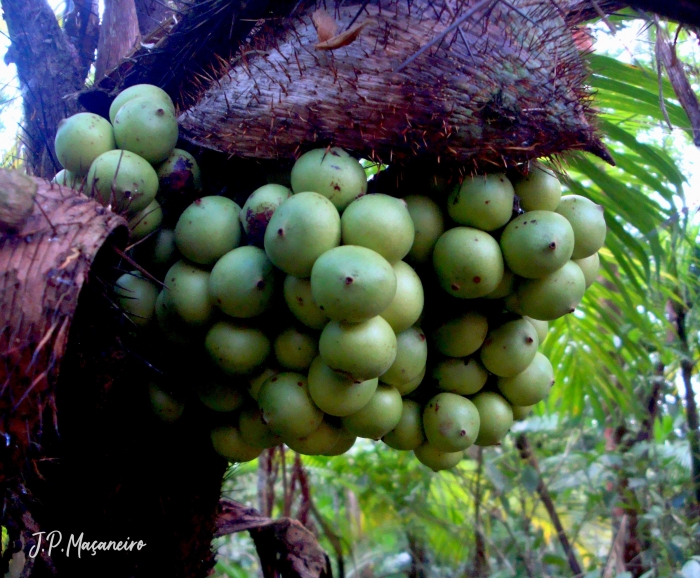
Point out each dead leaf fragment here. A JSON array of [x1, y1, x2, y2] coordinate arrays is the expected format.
[[312, 9, 339, 43], [315, 20, 372, 51]]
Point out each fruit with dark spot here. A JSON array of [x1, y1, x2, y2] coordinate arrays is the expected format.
[[55, 112, 115, 176], [513, 165, 561, 211], [238, 404, 283, 448], [516, 260, 586, 320], [258, 372, 324, 438], [383, 399, 425, 450], [523, 316, 549, 343], [380, 327, 428, 388], [471, 391, 513, 446], [128, 199, 163, 242], [240, 184, 292, 246], [283, 275, 329, 330], [273, 327, 318, 371], [555, 195, 606, 259], [497, 352, 554, 406], [156, 149, 202, 223], [447, 173, 514, 231], [113, 96, 178, 164], [432, 357, 488, 396], [307, 356, 378, 416], [109, 84, 175, 124], [480, 318, 538, 377], [148, 383, 184, 423], [341, 384, 403, 439], [422, 392, 480, 452]]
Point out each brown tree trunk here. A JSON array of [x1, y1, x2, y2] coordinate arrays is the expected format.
[[63, 0, 101, 81], [134, 0, 175, 37], [1, 0, 86, 177], [95, 0, 141, 80]]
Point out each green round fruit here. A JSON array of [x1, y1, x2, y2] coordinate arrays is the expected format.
[[148, 382, 184, 422], [319, 317, 397, 381], [447, 173, 514, 231], [497, 352, 554, 406], [86, 149, 159, 215], [322, 433, 357, 456], [382, 399, 425, 451], [136, 228, 178, 276], [307, 356, 378, 416], [238, 404, 283, 448], [523, 316, 549, 344], [341, 194, 415, 263], [161, 260, 213, 327], [432, 311, 488, 357], [514, 165, 561, 212], [471, 391, 514, 446], [113, 96, 179, 164], [154, 290, 197, 344], [283, 275, 329, 330], [396, 365, 425, 396], [433, 227, 504, 298], [264, 192, 341, 277], [404, 195, 445, 265], [52, 169, 83, 189], [414, 443, 463, 471], [516, 261, 586, 320], [208, 246, 275, 318], [574, 252, 600, 288], [55, 113, 115, 176], [484, 268, 515, 300], [197, 375, 246, 412], [310, 245, 396, 323], [109, 84, 175, 124], [211, 425, 263, 462], [380, 261, 424, 333], [341, 384, 403, 439], [380, 327, 428, 387], [423, 392, 480, 452], [258, 372, 324, 438], [274, 328, 318, 371], [114, 271, 158, 327], [128, 199, 163, 242], [291, 147, 367, 211], [555, 195, 606, 259], [432, 357, 488, 396], [248, 367, 279, 401], [480, 318, 539, 377], [511, 405, 533, 420], [285, 419, 342, 455], [500, 211, 575, 278], [240, 184, 292, 246], [205, 321, 271, 376], [156, 148, 203, 220], [175, 196, 242, 265]]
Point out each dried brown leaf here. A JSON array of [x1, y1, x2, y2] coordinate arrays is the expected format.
[[312, 9, 339, 43], [315, 20, 372, 51]]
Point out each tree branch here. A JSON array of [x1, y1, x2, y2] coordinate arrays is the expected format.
[[95, 0, 141, 80], [63, 0, 100, 81]]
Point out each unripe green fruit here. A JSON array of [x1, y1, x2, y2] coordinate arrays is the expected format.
[[516, 261, 586, 320], [175, 196, 242, 265], [500, 211, 575, 278], [52, 169, 83, 189], [113, 96, 179, 164], [447, 173, 514, 231], [484, 268, 515, 300], [319, 317, 397, 381], [211, 425, 263, 462], [238, 404, 283, 448], [258, 372, 324, 438], [414, 443, 463, 471], [55, 113, 115, 176], [341, 194, 415, 263], [307, 356, 378, 416], [114, 271, 158, 327], [311, 245, 396, 322], [205, 321, 271, 376], [497, 352, 554, 406], [423, 392, 480, 452], [380, 327, 428, 387], [555, 195, 606, 259], [323, 433, 357, 456], [511, 405, 533, 420], [285, 420, 342, 455], [433, 311, 488, 357], [514, 165, 561, 211], [283, 275, 329, 330], [433, 227, 504, 298], [109, 84, 175, 124], [396, 365, 425, 396], [380, 261, 424, 333], [382, 399, 425, 451], [148, 383, 184, 422], [86, 149, 159, 215], [264, 192, 341, 277], [274, 328, 318, 371], [154, 290, 197, 344], [197, 375, 246, 412], [504, 292, 524, 315], [341, 384, 403, 439], [137, 228, 178, 276], [573, 252, 600, 288], [404, 195, 445, 265], [471, 391, 513, 446], [432, 357, 488, 396], [523, 316, 549, 344], [480, 318, 538, 377], [291, 147, 367, 211], [248, 367, 279, 401], [128, 200, 163, 242], [240, 184, 292, 246], [209, 246, 275, 318], [161, 260, 213, 326]]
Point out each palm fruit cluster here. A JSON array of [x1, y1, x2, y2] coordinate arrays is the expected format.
[[52, 87, 605, 472]]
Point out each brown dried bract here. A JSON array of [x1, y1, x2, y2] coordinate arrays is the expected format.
[[311, 9, 339, 43], [315, 20, 372, 51]]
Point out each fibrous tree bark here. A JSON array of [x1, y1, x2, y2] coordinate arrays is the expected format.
[[94, 0, 141, 80]]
